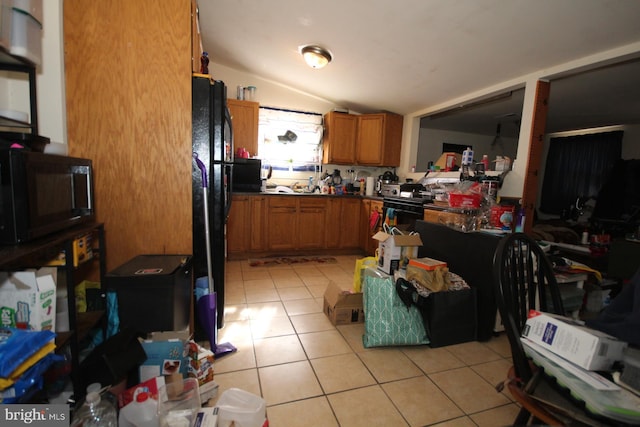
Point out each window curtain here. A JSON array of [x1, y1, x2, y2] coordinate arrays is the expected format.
[[539, 131, 623, 214], [257, 107, 323, 170]]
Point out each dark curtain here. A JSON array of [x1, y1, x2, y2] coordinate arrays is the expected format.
[[539, 131, 623, 214]]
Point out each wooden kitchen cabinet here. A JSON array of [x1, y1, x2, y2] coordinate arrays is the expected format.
[[325, 198, 341, 248], [228, 99, 259, 157], [64, 0, 193, 271], [267, 196, 298, 251], [298, 198, 327, 249], [340, 198, 362, 248], [228, 195, 266, 254], [322, 111, 357, 164], [356, 112, 403, 166], [249, 196, 267, 251], [325, 198, 361, 249], [229, 194, 369, 258]]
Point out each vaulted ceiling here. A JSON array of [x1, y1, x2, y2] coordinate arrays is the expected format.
[[198, 0, 640, 136]]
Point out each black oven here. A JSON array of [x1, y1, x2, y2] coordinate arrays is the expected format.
[[382, 196, 427, 231]]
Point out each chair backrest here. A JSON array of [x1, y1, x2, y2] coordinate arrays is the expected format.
[[493, 233, 566, 383]]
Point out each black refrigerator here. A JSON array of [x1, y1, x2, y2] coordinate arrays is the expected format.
[[192, 75, 233, 334]]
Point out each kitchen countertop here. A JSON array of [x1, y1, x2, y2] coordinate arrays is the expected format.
[[423, 203, 480, 214], [232, 191, 383, 201]]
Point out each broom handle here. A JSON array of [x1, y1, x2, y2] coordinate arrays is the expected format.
[[194, 153, 215, 293]]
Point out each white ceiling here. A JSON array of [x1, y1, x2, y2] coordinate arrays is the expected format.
[[198, 0, 640, 136]]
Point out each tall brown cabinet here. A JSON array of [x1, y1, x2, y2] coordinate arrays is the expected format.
[[64, 0, 193, 271]]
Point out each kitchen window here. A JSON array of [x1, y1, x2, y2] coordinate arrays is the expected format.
[[257, 107, 323, 171]]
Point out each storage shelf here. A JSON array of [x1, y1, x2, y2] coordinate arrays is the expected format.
[[0, 223, 106, 402], [0, 222, 101, 269], [0, 46, 38, 135]]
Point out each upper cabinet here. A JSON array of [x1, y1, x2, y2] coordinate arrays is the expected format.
[[355, 112, 403, 166], [322, 111, 357, 164], [323, 111, 403, 166], [227, 99, 259, 158]]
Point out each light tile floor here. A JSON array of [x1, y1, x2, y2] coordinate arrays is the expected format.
[[207, 255, 522, 427]]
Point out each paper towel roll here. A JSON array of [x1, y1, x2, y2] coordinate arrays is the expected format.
[[365, 177, 375, 196]]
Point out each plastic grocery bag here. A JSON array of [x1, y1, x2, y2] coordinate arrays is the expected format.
[[353, 256, 377, 293]]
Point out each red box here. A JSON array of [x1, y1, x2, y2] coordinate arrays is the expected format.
[[490, 205, 515, 228], [448, 192, 481, 208]]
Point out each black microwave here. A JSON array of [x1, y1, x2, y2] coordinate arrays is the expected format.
[[232, 158, 262, 192], [0, 150, 95, 244]]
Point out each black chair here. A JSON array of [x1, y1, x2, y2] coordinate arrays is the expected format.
[[493, 233, 602, 426]]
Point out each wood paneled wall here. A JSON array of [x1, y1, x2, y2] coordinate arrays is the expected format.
[[64, 0, 193, 271]]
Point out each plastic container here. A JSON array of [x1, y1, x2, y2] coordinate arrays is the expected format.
[[119, 390, 160, 427], [158, 378, 201, 427], [71, 392, 117, 427], [8, 7, 43, 66], [246, 86, 256, 101], [216, 388, 267, 427], [462, 147, 474, 165]]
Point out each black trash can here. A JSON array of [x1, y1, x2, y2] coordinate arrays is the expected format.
[[105, 255, 192, 334]]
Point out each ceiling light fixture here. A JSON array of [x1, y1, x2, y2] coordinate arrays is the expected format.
[[300, 45, 332, 69]]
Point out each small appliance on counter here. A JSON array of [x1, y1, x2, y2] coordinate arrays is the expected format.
[[376, 170, 399, 196], [0, 150, 94, 244], [232, 158, 262, 192]]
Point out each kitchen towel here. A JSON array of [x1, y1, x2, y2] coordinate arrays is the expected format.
[[365, 177, 375, 196]]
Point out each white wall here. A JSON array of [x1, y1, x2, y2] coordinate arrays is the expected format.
[[415, 128, 518, 172], [38, 0, 66, 152], [209, 62, 338, 115]]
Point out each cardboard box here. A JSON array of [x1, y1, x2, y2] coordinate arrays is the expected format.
[[435, 152, 462, 170], [408, 257, 447, 271], [187, 341, 215, 386], [323, 281, 364, 325], [522, 310, 627, 371], [372, 231, 423, 274], [139, 330, 190, 382], [0, 267, 56, 331]]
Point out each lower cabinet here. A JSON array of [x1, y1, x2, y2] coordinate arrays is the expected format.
[[298, 198, 327, 249], [266, 196, 298, 251], [339, 198, 362, 249], [227, 195, 267, 255], [227, 194, 367, 258], [325, 197, 360, 249]]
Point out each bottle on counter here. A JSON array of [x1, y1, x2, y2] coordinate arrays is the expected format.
[[462, 147, 474, 165], [119, 390, 159, 427], [482, 155, 490, 172]]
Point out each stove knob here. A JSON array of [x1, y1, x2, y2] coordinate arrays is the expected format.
[[392, 189, 397, 195]]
